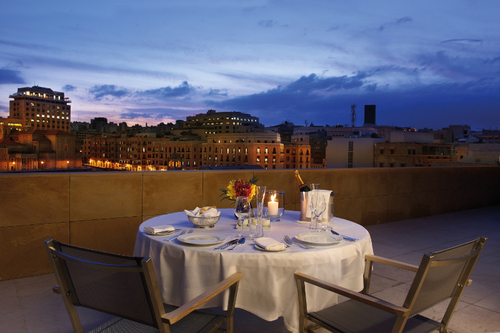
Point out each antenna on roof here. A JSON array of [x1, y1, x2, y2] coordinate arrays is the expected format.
[[350, 103, 357, 128]]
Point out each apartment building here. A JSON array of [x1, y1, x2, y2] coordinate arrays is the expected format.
[[184, 109, 261, 134], [0, 129, 81, 171], [9, 86, 71, 132], [83, 132, 311, 171]]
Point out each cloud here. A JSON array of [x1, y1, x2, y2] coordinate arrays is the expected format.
[[258, 20, 274, 28], [441, 39, 483, 46], [378, 16, 413, 31], [120, 107, 190, 119], [89, 85, 130, 100], [280, 73, 367, 94], [120, 112, 158, 120], [62, 84, 77, 92], [209, 71, 500, 129], [204, 88, 228, 97], [208, 72, 372, 124], [139, 81, 195, 99], [0, 68, 26, 84], [416, 51, 500, 80]]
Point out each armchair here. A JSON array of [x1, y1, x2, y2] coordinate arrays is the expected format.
[[295, 237, 487, 333], [45, 239, 242, 333]]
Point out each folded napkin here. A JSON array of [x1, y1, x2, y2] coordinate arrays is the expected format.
[[185, 207, 219, 217], [143, 224, 175, 235], [255, 237, 287, 251]]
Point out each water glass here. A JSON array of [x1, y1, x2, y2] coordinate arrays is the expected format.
[[254, 186, 267, 239], [234, 196, 251, 227], [309, 190, 326, 232], [255, 186, 267, 216], [248, 208, 261, 240]]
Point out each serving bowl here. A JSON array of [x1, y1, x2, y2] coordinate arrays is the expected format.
[[187, 213, 221, 228]]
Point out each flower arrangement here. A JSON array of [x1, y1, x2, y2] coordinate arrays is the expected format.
[[220, 177, 258, 202]]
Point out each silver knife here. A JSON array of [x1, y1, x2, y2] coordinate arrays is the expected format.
[[214, 239, 238, 250], [331, 230, 357, 242]]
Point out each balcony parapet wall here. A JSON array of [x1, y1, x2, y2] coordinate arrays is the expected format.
[[1, 166, 499, 280]]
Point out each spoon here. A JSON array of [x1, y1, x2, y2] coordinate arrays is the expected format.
[[228, 237, 246, 251], [331, 230, 357, 242]]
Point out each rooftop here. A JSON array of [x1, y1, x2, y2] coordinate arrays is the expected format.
[[1, 206, 498, 333]]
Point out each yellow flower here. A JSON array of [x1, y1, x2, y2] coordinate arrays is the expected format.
[[220, 177, 258, 202]]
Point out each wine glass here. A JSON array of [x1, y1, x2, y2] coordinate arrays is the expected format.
[[309, 191, 326, 232], [235, 196, 251, 229]]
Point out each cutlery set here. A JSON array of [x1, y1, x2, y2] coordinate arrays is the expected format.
[[214, 237, 245, 250], [284, 235, 315, 250], [162, 229, 356, 248], [330, 230, 358, 242], [165, 229, 193, 242]]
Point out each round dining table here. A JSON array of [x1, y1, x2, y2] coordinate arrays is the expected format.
[[133, 209, 373, 333]]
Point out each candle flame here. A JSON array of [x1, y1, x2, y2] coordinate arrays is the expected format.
[[270, 194, 276, 202]]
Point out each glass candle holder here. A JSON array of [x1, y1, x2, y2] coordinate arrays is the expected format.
[[264, 190, 285, 222]]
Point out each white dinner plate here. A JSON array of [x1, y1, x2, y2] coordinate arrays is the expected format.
[[177, 234, 225, 246], [254, 244, 287, 252], [295, 233, 342, 245]]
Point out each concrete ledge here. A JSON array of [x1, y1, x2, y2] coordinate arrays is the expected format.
[[1, 166, 499, 280]]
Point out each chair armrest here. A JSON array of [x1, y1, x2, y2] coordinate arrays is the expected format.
[[366, 254, 419, 272], [295, 272, 409, 317], [162, 272, 243, 324]]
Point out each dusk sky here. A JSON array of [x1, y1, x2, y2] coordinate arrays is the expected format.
[[0, 1, 498, 130]]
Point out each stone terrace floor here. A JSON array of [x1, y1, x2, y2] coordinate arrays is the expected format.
[[1, 206, 499, 333]]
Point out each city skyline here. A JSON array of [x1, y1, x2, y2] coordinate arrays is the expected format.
[[0, 1, 499, 130]]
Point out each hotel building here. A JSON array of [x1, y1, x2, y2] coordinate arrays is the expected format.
[[9, 86, 71, 132]]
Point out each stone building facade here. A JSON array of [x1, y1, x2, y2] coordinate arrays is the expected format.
[[9, 86, 71, 132], [83, 132, 311, 171]]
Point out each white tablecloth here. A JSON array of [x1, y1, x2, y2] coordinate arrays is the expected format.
[[133, 209, 373, 333]]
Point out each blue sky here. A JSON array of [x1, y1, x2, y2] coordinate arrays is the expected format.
[[0, 0, 498, 130]]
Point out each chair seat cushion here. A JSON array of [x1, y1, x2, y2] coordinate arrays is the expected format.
[[87, 304, 226, 333], [309, 299, 443, 333]]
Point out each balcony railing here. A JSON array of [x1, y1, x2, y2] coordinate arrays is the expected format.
[[0, 166, 499, 281]]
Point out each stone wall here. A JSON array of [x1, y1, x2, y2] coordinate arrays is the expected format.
[[1, 166, 499, 280]]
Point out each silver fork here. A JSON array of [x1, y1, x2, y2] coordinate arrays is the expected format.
[[166, 229, 186, 242], [284, 235, 315, 250]]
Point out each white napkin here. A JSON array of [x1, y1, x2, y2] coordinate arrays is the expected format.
[[185, 207, 219, 217], [143, 224, 175, 235], [255, 237, 287, 251]]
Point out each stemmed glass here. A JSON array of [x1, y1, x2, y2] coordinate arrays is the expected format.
[[309, 191, 326, 232], [235, 196, 251, 229]]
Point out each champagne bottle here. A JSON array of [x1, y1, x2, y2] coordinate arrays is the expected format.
[[294, 170, 311, 192]]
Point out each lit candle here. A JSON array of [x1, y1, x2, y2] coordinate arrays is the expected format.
[[268, 194, 279, 216]]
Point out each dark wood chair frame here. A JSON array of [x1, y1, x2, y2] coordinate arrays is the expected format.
[[45, 239, 242, 333], [295, 236, 487, 333]]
